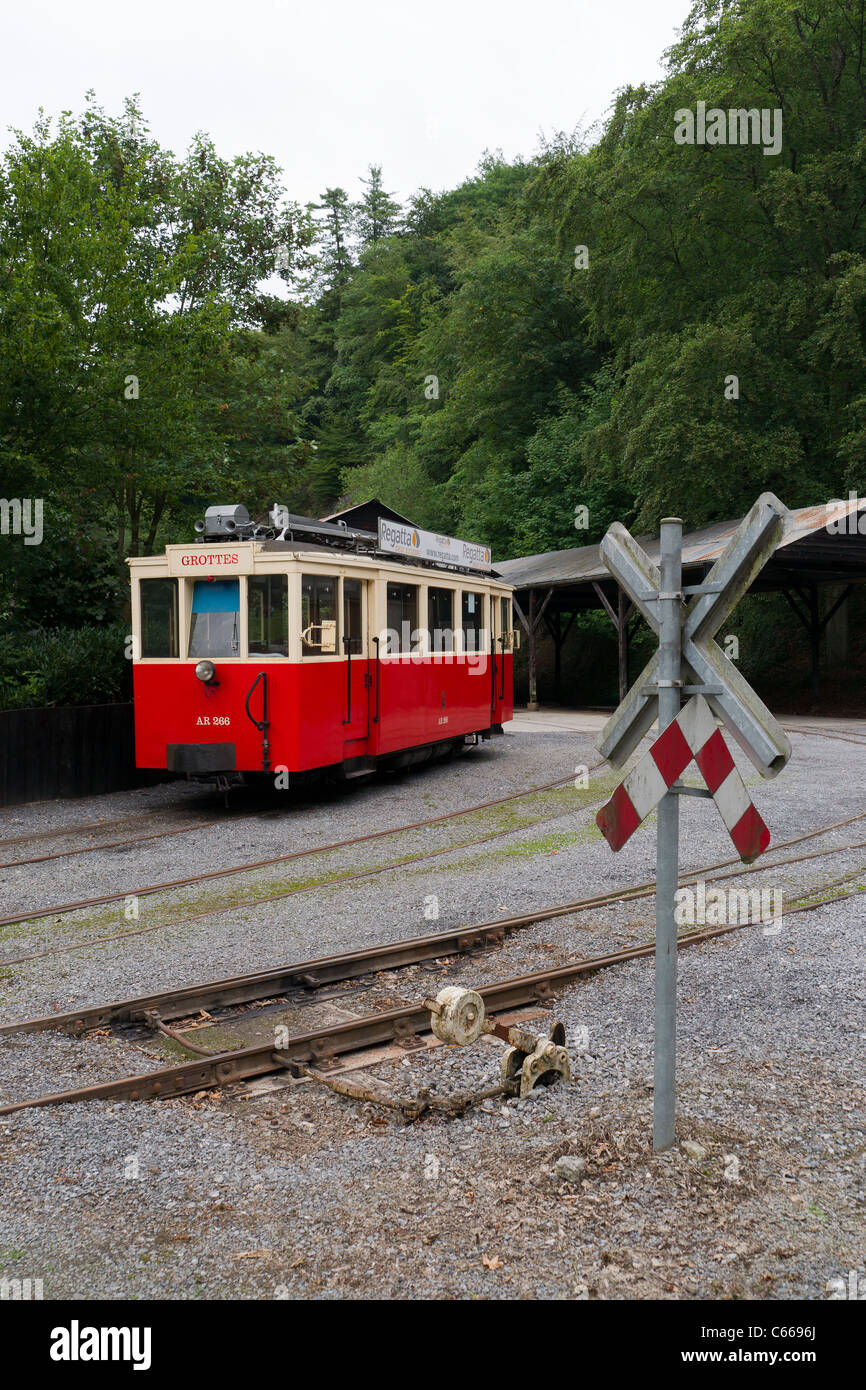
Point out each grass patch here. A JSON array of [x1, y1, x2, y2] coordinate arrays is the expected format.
[[0, 776, 621, 953]]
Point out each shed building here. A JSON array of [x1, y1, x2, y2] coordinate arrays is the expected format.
[[497, 498, 866, 707]]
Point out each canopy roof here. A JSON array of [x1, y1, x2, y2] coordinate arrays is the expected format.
[[497, 498, 866, 608]]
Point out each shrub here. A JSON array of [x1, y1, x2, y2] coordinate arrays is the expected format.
[[0, 623, 131, 709]]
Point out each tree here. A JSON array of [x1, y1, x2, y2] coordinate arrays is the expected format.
[[531, 0, 866, 526], [309, 186, 355, 310], [0, 94, 313, 630], [354, 165, 402, 246]]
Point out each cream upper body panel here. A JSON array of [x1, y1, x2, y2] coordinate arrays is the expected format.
[[128, 542, 512, 590], [128, 542, 515, 663]]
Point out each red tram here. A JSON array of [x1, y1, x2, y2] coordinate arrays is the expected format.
[[128, 506, 516, 787]]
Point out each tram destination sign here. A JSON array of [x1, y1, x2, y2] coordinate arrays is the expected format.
[[167, 545, 254, 575], [378, 518, 492, 570]]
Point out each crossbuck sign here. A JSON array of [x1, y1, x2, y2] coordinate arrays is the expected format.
[[594, 493, 792, 1150]]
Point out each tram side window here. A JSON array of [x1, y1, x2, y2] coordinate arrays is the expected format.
[[428, 587, 454, 653], [343, 578, 363, 654], [188, 579, 240, 658], [500, 596, 510, 642], [248, 574, 288, 656], [461, 591, 484, 654], [140, 579, 178, 658], [386, 583, 418, 654], [302, 574, 338, 655]]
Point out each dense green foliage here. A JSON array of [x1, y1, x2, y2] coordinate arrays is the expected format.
[[0, 622, 129, 708], [2, 0, 866, 705]]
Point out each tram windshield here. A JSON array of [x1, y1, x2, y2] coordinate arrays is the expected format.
[[189, 579, 240, 657], [140, 578, 178, 657]]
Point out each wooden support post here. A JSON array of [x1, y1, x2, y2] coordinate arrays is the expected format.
[[527, 590, 537, 709], [782, 582, 853, 705], [809, 584, 820, 705], [513, 589, 553, 710], [542, 609, 578, 702], [593, 581, 634, 703], [824, 586, 850, 667], [618, 587, 630, 703]]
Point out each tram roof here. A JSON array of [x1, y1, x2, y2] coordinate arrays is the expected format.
[[260, 538, 509, 582]]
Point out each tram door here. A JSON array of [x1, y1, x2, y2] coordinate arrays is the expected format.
[[341, 577, 372, 757], [490, 594, 510, 724]]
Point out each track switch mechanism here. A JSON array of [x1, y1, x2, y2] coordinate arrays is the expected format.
[[424, 986, 572, 1098]]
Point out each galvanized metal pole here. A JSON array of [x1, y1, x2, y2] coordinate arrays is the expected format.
[[654, 518, 682, 1151]]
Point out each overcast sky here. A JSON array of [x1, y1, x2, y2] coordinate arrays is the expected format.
[[4, 0, 690, 206]]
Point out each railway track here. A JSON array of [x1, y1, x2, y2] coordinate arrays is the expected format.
[[1, 805, 863, 1117], [2, 721, 857, 874], [782, 723, 866, 747], [0, 747, 592, 872], [0, 804, 211, 850], [0, 721, 860, 963], [0, 881, 857, 1119], [0, 768, 592, 926], [2, 790, 863, 972], [3, 816, 858, 1037], [0, 819, 221, 871], [0, 800, 243, 863]]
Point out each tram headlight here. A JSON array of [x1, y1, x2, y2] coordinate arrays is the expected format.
[[195, 659, 217, 685]]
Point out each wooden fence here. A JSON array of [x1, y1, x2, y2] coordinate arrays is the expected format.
[[0, 703, 161, 807]]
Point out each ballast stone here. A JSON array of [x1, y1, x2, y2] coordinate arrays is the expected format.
[[554, 1155, 587, 1182], [681, 1140, 708, 1161]]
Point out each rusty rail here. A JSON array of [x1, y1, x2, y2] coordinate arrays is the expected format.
[[3, 808, 865, 1037], [0, 931, 718, 1115], [0, 770, 593, 933], [5, 806, 866, 983], [1, 815, 864, 1037], [0, 908, 842, 1118]]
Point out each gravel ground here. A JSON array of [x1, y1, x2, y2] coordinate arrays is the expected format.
[[0, 724, 863, 1300]]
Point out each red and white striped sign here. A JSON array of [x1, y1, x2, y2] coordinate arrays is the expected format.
[[596, 696, 770, 863]]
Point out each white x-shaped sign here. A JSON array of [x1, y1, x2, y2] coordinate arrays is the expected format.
[[598, 492, 792, 778]]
